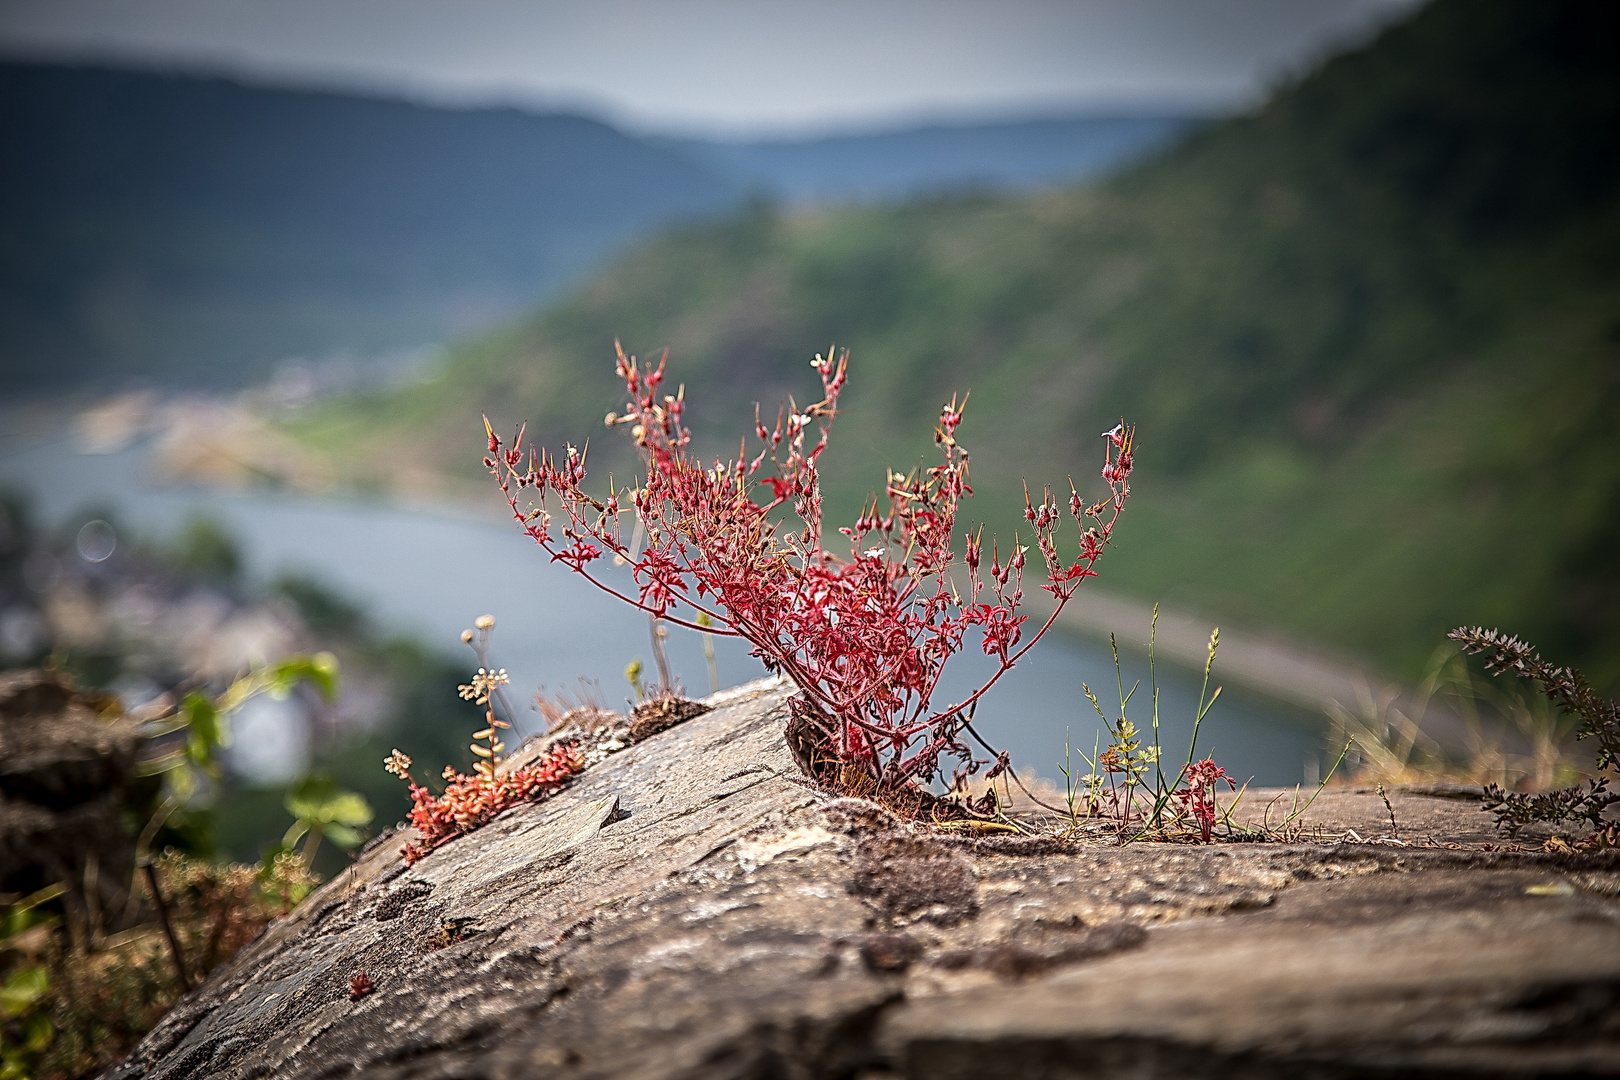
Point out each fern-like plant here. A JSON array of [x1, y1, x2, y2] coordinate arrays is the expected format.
[[1450, 626, 1619, 844]]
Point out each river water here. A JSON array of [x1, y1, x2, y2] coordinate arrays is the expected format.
[[0, 429, 1328, 788]]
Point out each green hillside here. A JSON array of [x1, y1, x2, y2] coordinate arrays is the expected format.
[[0, 62, 742, 392], [295, 0, 1620, 691]]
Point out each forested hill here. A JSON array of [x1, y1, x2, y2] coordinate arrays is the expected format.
[[297, 0, 1620, 690], [0, 62, 1192, 396], [0, 63, 743, 392]]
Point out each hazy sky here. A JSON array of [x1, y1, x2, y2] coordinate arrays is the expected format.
[[0, 0, 1424, 136]]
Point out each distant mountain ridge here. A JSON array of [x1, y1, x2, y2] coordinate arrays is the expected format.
[[0, 61, 1194, 394], [662, 115, 1198, 203], [0, 62, 743, 392]]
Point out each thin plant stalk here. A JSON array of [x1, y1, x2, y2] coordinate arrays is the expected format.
[[697, 611, 720, 695], [1185, 628, 1222, 774], [123, 794, 179, 925], [464, 617, 523, 737], [622, 512, 672, 695], [1266, 738, 1353, 835], [1215, 777, 1253, 833], [142, 861, 192, 994], [1136, 631, 1223, 832], [1149, 604, 1167, 822], [649, 615, 673, 694]]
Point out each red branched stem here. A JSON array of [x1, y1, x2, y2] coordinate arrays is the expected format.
[[488, 343, 1133, 793]]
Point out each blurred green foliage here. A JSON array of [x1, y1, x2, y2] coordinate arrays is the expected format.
[[0, 886, 60, 1080], [279, 774, 374, 866], [172, 514, 243, 589], [210, 577, 486, 876], [293, 0, 1620, 690], [0, 510, 477, 1075]]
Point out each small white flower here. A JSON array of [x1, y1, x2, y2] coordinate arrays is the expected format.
[[458, 667, 511, 705]]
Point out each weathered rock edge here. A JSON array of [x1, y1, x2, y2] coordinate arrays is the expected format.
[[1, 668, 142, 940], [107, 677, 1620, 1079]]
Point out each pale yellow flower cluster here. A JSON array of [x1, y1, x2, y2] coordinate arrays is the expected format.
[[457, 667, 510, 706]]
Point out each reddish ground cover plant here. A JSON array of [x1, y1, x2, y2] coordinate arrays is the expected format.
[[384, 661, 584, 865], [486, 345, 1132, 809], [381, 617, 586, 865], [384, 744, 585, 865], [1173, 758, 1237, 843]]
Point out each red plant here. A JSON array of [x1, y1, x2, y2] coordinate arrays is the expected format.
[[384, 744, 585, 865], [486, 345, 1132, 798], [1173, 758, 1236, 843], [349, 971, 375, 1000]]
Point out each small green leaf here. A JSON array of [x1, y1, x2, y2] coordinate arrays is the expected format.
[[167, 766, 200, 803], [269, 653, 340, 702], [308, 651, 340, 701], [323, 793, 374, 828], [324, 823, 365, 848], [283, 775, 372, 851], [21, 1011, 53, 1051], [0, 965, 49, 1017], [284, 774, 338, 819]]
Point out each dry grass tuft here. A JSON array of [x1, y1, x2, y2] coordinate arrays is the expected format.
[[1329, 645, 1588, 791]]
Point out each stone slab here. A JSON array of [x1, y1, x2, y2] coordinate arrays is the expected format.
[[103, 677, 1620, 1080]]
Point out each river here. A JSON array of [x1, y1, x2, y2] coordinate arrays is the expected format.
[[0, 426, 1329, 789]]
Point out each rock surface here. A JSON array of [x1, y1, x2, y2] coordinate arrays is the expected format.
[[108, 677, 1620, 1079], [0, 668, 142, 938]]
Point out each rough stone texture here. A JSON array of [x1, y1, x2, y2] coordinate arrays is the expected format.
[[0, 668, 142, 935], [106, 677, 1620, 1079]]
